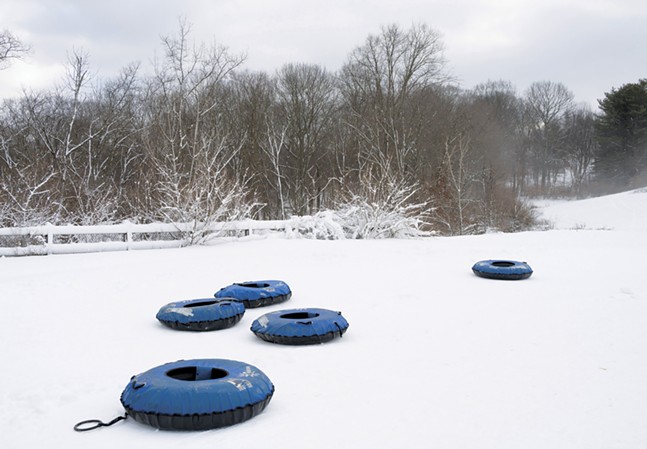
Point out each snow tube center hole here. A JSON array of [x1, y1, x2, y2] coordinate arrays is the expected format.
[[183, 300, 218, 308], [237, 282, 271, 289], [280, 312, 320, 320], [166, 366, 228, 381], [491, 261, 515, 267]]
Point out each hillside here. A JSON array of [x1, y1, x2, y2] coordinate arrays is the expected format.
[[535, 188, 647, 231], [1, 190, 646, 449]]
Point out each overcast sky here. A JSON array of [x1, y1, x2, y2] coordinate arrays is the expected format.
[[1, 0, 646, 108]]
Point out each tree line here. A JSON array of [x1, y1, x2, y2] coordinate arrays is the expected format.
[[1, 24, 645, 236]]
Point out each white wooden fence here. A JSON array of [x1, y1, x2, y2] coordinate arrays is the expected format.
[[0, 219, 288, 257]]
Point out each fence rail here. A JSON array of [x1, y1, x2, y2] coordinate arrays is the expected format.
[[0, 219, 288, 257]]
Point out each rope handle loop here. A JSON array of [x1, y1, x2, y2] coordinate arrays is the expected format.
[[74, 414, 127, 432]]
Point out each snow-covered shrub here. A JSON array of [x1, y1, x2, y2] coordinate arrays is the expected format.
[[0, 175, 62, 246], [285, 210, 346, 240], [333, 194, 430, 239], [156, 174, 259, 245], [337, 175, 432, 239], [286, 177, 432, 240]]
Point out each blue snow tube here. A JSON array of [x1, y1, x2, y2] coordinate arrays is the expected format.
[[156, 299, 245, 331], [472, 260, 533, 280], [120, 359, 274, 430], [215, 280, 291, 308], [251, 308, 349, 345]]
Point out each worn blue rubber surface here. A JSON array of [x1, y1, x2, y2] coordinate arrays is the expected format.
[[120, 359, 274, 430], [215, 280, 291, 308], [156, 298, 245, 331], [251, 308, 349, 345], [472, 260, 533, 280]]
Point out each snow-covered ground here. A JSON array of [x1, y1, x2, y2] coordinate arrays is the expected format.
[[2, 190, 646, 449], [534, 187, 647, 231]]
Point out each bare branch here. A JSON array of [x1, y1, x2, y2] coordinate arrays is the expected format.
[[0, 29, 30, 69]]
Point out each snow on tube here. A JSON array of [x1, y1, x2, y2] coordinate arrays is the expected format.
[[156, 299, 245, 331], [251, 308, 349, 345], [120, 359, 274, 430], [214, 280, 291, 308], [472, 260, 533, 280]]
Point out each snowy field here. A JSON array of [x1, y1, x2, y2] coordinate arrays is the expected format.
[[534, 187, 647, 231], [2, 190, 646, 449]]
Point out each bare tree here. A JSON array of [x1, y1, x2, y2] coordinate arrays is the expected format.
[[10, 50, 142, 224], [275, 63, 337, 215], [228, 71, 280, 217], [0, 29, 29, 69], [261, 109, 289, 219], [340, 23, 448, 179], [471, 80, 525, 192], [524, 81, 574, 192], [563, 106, 597, 196], [18, 50, 93, 183], [428, 105, 484, 236], [141, 20, 253, 240]]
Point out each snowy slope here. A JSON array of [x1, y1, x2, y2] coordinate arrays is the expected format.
[[535, 188, 647, 231], [1, 192, 646, 449]]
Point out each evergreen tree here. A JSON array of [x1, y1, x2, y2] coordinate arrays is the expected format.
[[594, 79, 647, 187]]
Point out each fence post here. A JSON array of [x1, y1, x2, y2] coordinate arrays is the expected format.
[[123, 220, 132, 250], [46, 223, 53, 255]]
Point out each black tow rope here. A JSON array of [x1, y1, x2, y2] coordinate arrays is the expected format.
[[74, 414, 128, 432]]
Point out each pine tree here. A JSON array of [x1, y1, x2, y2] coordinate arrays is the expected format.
[[594, 79, 647, 187]]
